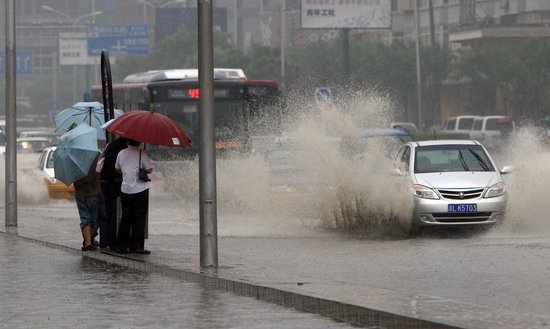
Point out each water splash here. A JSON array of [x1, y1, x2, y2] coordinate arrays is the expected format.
[[148, 88, 415, 237], [498, 126, 550, 235], [286, 89, 414, 235], [0, 155, 51, 205]]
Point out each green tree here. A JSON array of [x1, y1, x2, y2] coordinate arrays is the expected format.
[[455, 39, 550, 120], [353, 40, 416, 107], [241, 44, 281, 80], [285, 38, 343, 86], [113, 27, 456, 127], [350, 39, 450, 125], [113, 27, 245, 82]]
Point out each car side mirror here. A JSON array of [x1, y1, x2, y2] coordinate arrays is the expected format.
[[500, 166, 513, 174]]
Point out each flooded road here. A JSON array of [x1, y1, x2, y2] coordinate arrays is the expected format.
[[3, 95, 550, 327], [10, 200, 550, 323], [0, 234, 356, 329]]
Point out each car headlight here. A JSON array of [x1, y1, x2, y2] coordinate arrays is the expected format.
[[412, 185, 439, 200], [484, 182, 506, 198]]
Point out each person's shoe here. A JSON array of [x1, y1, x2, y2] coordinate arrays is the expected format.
[[82, 244, 96, 252], [134, 249, 151, 255], [116, 248, 129, 254]]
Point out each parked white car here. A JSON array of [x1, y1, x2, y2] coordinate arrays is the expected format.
[[443, 115, 480, 133], [469, 116, 515, 152]]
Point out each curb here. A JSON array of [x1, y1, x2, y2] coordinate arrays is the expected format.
[[1, 230, 460, 329]]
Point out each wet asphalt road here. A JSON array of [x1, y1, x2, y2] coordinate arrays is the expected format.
[[6, 201, 550, 328], [14, 201, 550, 316], [0, 234, 355, 329]]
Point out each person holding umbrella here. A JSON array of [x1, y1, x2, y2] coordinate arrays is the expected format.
[[104, 109, 190, 254], [74, 153, 102, 251], [54, 123, 103, 252], [114, 139, 153, 254]]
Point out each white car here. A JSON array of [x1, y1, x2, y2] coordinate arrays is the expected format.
[[469, 115, 515, 152], [34, 147, 75, 199], [395, 140, 511, 234], [443, 115, 480, 133], [16, 137, 53, 172], [19, 130, 62, 145]]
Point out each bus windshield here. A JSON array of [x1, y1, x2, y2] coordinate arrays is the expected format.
[[153, 99, 248, 143]]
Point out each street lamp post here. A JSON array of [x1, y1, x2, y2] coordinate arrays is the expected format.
[[161, 0, 189, 8], [5, 0, 16, 227], [41, 5, 103, 26], [73, 11, 103, 26], [40, 5, 103, 103], [41, 5, 72, 19], [140, 0, 156, 25], [280, 0, 285, 90], [414, 0, 423, 130]]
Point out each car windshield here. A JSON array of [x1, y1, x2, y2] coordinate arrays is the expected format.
[[415, 145, 494, 173], [46, 151, 55, 168]]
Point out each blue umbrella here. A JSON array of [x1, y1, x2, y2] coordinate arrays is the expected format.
[[53, 123, 99, 186], [54, 101, 123, 140]]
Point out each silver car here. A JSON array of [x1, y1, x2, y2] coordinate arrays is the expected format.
[[395, 140, 511, 233]]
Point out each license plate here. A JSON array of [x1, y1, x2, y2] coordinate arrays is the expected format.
[[448, 204, 477, 213]]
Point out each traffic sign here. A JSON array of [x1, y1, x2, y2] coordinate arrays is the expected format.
[[59, 32, 98, 65], [316, 87, 331, 104], [0, 50, 34, 75], [87, 25, 150, 57]]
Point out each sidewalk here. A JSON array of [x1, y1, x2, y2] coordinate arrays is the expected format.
[[2, 214, 548, 329]]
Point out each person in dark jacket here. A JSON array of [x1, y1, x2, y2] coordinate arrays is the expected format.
[[74, 154, 102, 251], [99, 137, 127, 249]]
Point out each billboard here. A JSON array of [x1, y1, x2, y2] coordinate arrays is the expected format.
[[59, 32, 98, 65], [301, 0, 391, 29], [88, 25, 150, 57]]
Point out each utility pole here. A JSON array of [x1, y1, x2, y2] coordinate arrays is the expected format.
[[280, 0, 286, 90], [5, 0, 17, 227], [429, 0, 436, 45], [342, 28, 350, 82], [198, 0, 218, 268], [414, 0, 423, 130]]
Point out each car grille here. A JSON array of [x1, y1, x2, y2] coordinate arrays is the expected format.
[[437, 188, 484, 200], [432, 212, 492, 223]]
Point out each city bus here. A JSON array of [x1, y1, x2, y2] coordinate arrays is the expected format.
[[90, 68, 283, 159]]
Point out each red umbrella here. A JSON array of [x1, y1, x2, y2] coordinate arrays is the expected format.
[[105, 110, 191, 147]]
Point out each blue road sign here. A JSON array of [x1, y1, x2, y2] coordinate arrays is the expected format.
[[0, 50, 34, 75], [87, 25, 150, 57], [316, 87, 331, 103]]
